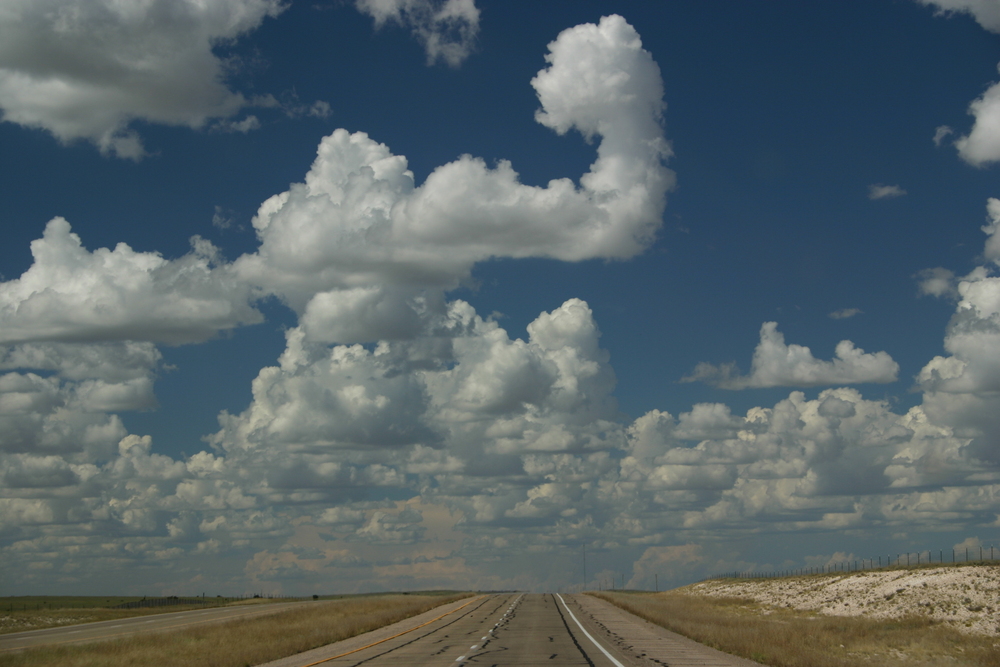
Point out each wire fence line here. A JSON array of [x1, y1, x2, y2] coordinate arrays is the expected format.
[[709, 544, 999, 580]]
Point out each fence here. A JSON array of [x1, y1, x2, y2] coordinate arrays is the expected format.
[[710, 544, 999, 580]]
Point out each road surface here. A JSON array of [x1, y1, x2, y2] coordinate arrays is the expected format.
[[261, 593, 763, 667], [0, 600, 309, 653]]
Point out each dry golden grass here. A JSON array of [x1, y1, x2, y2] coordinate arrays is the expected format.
[[591, 591, 1000, 667], [1, 592, 471, 667], [0, 597, 265, 635]]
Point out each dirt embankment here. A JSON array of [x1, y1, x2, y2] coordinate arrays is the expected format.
[[687, 565, 1000, 636]]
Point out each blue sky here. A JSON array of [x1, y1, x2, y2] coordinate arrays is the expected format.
[[3, 0, 1000, 595]]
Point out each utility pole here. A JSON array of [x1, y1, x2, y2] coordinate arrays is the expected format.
[[582, 544, 586, 592], [655, 574, 658, 593]]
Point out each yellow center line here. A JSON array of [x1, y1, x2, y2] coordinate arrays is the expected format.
[[296, 595, 486, 667]]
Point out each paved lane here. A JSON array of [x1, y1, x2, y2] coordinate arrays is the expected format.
[[0, 600, 310, 653]]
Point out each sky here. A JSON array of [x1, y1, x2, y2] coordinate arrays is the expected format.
[[3, 0, 1000, 596]]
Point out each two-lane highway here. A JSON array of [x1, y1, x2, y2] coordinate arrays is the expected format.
[[263, 593, 764, 667], [264, 593, 624, 666]]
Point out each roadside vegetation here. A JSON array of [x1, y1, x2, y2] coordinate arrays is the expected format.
[[1, 592, 471, 667], [592, 590, 1000, 667], [0, 595, 295, 635]]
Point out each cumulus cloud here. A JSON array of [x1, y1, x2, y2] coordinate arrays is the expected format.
[[0, 293, 997, 593], [954, 78, 1000, 167], [682, 322, 899, 389], [919, 2, 1000, 165], [0, 16, 674, 593], [918, 277, 1000, 394], [355, 0, 479, 67], [236, 15, 674, 343], [917, 267, 960, 298], [917, 0, 1000, 33], [982, 196, 1000, 263], [619, 385, 991, 538], [913, 199, 1000, 469], [11, 12, 1000, 596], [0, 341, 161, 381], [0, 218, 261, 345], [0, 0, 287, 159], [868, 184, 907, 200], [917, 200, 1000, 396]]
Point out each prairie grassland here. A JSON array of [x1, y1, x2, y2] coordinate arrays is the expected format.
[[0, 596, 282, 634], [1, 593, 471, 667], [592, 590, 1000, 667]]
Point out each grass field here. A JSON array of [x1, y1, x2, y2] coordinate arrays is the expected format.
[[1, 592, 471, 667], [0, 595, 294, 635], [592, 590, 1000, 667]]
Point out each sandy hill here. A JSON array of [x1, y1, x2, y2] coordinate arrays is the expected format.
[[685, 565, 1000, 636]]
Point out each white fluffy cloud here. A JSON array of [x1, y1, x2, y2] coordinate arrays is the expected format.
[[982, 196, 1000, 262], [0, 0, 286, 158], [919, 278, 1000, 393], [9, 11, 1000, 595], [236, 14, 674, 342], [0, 218, 261, 345], [2, 291, 998, 593], [954, 78, 1000, 167], [918, 0, 1000, 33], [621, 387, 989, 537], [919, 2, 1000, 165], [914, 199, 1000, 468], [918, 199, 1000, 394], [355, 0, 479, 67], [682, 322, 899, 389]]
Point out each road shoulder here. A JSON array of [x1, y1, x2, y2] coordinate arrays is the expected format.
[[570, 594, 764, 667]]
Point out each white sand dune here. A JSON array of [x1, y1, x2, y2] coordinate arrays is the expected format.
[[686, 565, 1000, 636]]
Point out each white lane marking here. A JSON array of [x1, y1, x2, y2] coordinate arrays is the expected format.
[[470, 644, 478, 649], [555, 594, 625, 667], [455, 656, 466, 662]]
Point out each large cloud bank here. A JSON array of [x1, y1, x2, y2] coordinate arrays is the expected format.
[[4, 14, 1000, 596]]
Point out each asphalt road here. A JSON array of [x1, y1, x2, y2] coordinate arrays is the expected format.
[[0, 600, 310, 653], [261, 593, 763, 667]]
